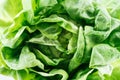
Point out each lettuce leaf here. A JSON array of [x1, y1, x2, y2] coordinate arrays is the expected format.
[[1, 0, 120, 80]]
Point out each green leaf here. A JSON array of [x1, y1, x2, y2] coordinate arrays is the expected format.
[[0, 0, 23, 27], [73, 68, 94, 80], [87, 71, 103, 80], [38, 15, 78, 34], [1, 26, 28, 48], [31, 69, 68, 80], [95, 7, 111, 31], [67, 34, 77, 54], [104, 59, 120, 80], [2, 46, 44, 70], [69, 27, 85, 72], [28, 34, 65, 52], [33, 49, 63, 66], [37, 23, 62, 39], [61, 0, 95, 24], [90, 44, 120, 68]]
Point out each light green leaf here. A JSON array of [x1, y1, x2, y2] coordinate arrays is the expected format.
[[0, 0, 23, 27], [90, 44, 120, 68]]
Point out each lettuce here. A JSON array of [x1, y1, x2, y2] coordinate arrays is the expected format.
[[1, 0, 120, 80]]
